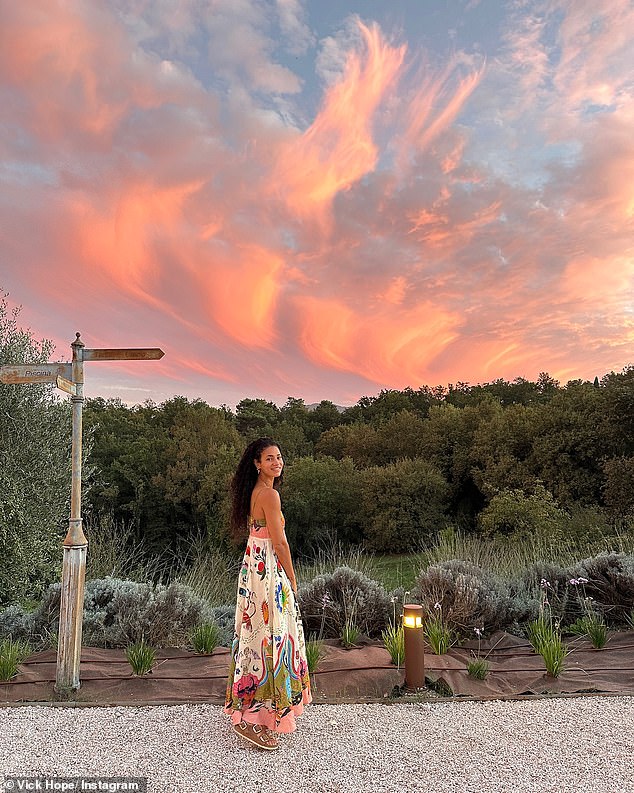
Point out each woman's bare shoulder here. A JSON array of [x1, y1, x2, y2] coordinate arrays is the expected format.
[[260, 487, 281, 507]]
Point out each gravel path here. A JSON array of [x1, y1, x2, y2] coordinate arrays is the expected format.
[[1, 698, 633, 793]]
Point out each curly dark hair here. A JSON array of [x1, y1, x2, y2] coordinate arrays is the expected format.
[[230, 437, 283, 541]]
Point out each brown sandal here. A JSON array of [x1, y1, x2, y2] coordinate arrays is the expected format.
[[233, 720, 279, 751]]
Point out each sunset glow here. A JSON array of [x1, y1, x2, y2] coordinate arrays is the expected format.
[[1, 1, 632, 406]]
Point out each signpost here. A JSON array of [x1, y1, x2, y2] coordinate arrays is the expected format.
[[0, 333, 164, 692]]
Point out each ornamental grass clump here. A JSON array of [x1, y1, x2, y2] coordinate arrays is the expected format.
[[467, 658, 489, 680], [341, 622, 361, 648], [190, 621, 222, 654], [0, 638, 31, 681], [540, 633, 569, 678], [382, 624, 404, 667], [305, 634, 326, 674], [424, 603, 455, 655], [567, 577, 608, 649], [526, 578, 568, 677], [467, 626, 489, 680], [126, 640, 156, 676]]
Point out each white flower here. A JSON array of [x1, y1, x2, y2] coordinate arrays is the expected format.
[[434, 602, 442, 610]]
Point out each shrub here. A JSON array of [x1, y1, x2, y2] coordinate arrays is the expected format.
[[478, 485, 568, 541], [298, 566, 391, 639], [573, 552, 634, 623], [413, 560, 520, 635], [22, 577, 217, 649], [209, 605, 236, 646], [0, 605, 32, 644], [361, 458, 450, 553]]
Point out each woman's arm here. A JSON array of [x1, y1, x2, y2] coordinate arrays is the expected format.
[[260, 488, 297, 593]]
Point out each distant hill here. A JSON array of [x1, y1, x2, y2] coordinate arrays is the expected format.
[[305, 402, 347, 413]]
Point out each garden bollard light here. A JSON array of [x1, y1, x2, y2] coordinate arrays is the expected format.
[[403, 603, 425, 690]]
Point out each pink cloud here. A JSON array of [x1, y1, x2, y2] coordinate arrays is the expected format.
[[0, 2, 631, 407]]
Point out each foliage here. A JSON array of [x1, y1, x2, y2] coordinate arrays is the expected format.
[[341, 622, 361, 648], [296, 541, 376, 585], [281, 456, 364, 550], [190, 622, 222, 654], [22, 577, 216, 649], [73, 366, 634, 559], [538, 632, 569, 677], [413, 560, 520, 635], [361, 458, 450, 553], [172, 535, 239, 607], [525, 577, 569, 676], [382, 624, 404, 667], [126, 640, 156, 676], [478, 485, 568, 540], [566, 576, 608, 648], [0, 638, 31, 681], [305, 634, 326, 673], [573, 552, 634, 622], [298, 566, 391, 639], [424, 612, 455, 655], [0, 294, 73, 606], [467, 658, 489, 680]]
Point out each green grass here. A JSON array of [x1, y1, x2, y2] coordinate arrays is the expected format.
[[341, 622, 361, 648], [467, 658, 489, 679], [126, 640, 156, 676], [421, 526, 634, 580], [0, 638, 31, 681], [369, 554, 420, 592], [305, 634, 326, 673], [190, 622, 222, 654], [539, 633, 569, 677], [382, 624, 405, 666], [424, 614, 455, 655]]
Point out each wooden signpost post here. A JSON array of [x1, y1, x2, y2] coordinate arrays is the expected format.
[[0, 333, 164, 692]]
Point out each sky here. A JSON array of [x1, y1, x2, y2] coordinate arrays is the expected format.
[[1, 0, 632, 408]]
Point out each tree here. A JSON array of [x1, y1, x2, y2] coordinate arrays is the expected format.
[[0, 294, 72, 606], [478, 485, 568, 541], [602, 457, 634, 518], [235, 398, 279, 439], [361, 458, 450, 553], [281, 456, 364, 551]]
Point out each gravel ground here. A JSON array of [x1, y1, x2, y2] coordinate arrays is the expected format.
[[1, 698, 633, 793]]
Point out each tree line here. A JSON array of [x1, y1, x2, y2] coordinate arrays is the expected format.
[[83, 368, 634, 558], [2, 291, 633, 607]]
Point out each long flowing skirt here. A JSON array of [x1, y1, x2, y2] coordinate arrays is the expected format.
[[224, 525, 312, 733]]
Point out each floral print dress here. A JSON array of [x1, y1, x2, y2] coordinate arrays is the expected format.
[[224, 513, 312, 733]]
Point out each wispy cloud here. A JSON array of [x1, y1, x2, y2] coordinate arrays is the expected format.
[[0, 1, 631, 405]]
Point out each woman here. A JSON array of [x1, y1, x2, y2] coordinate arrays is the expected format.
[[224, 438, 312, 750]]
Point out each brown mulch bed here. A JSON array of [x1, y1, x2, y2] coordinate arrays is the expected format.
[[2, 631, 633, 706]]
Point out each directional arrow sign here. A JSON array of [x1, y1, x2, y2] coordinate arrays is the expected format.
[[82, 348, 164, 362], [0, 362, 72, 384], [56, 375, 77, 396]]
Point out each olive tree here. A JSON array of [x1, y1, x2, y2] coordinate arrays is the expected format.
[[0, 293, 72, 606]]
